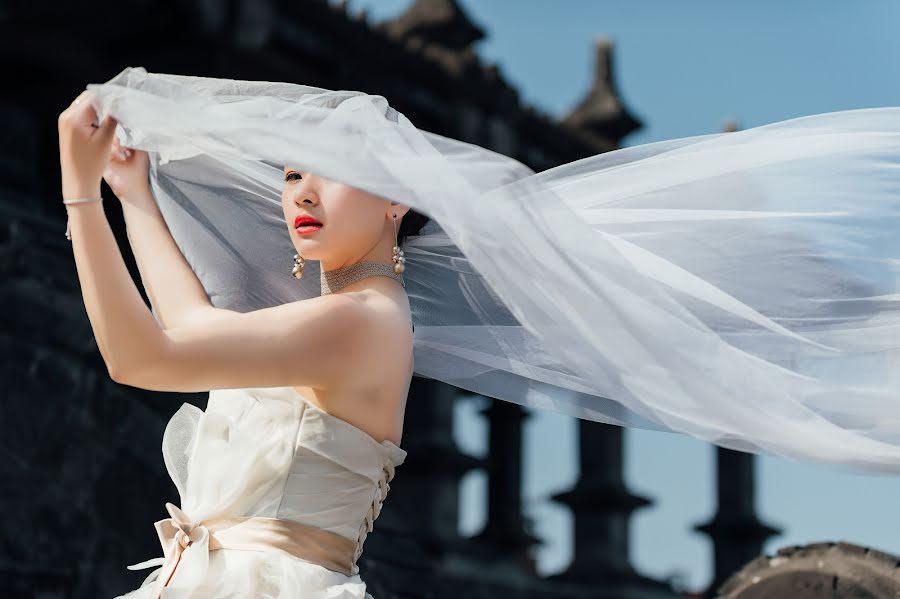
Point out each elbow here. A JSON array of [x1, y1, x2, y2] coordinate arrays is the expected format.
[[107, 361, 159, 390], [107, 354, 145, 385], [107, 355, 164, 389], [98, 346, 131, 385], [108, 335, 171, 389], [107, 361, 128, 385]]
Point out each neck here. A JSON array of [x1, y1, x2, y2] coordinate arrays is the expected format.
[[320, 261, 404, 295]]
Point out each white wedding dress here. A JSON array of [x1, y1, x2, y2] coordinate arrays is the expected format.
[[114, 386, 408, 599]]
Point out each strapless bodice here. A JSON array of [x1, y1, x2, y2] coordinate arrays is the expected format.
[[157, 386, 407, 575]]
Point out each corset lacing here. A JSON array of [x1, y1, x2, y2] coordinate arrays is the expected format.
[[352, 460, 396, 564]]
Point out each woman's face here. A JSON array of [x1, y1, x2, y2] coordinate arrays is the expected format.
[[281, 167, 406, 271]]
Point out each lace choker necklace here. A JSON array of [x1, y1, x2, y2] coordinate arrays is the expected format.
[[320, 261, 405, 295]]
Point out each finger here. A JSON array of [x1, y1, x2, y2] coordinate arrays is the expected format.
[[109, 145, 126, 161], [71, 90, 91, 108], [70, 91, 96, 120], [109, 138, 126, 161], [110, 135, 133, 160], [96, 114, 118, 145], [87, 99, 102, 129], [112, 137, 132, 159], [65, 98, 99, 130]]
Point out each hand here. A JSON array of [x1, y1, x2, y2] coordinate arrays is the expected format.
[[58, 90, 118, 200], [103, 136, 151, 204]]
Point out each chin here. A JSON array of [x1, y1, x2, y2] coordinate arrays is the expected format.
[[294, 236, 330, 258], [294, 245, 320, 259]]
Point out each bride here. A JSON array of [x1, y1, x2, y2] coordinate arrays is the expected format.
[[58, 90, 421, 598], [58, 66, 900, 596]]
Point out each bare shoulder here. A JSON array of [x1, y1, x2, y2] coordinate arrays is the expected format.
[[282, 279, 410, 350], [348, 282, 412, 343], [337, 280, 413, 384], [337, 275, 411, 326]]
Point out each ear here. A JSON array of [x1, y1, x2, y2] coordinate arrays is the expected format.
[[388, 201, 411, 221]]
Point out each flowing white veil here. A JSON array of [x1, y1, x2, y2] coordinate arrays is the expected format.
[[87, 67, 900, 473]]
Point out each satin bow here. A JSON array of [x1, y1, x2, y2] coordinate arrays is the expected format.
[[126, 499, 361, 596], [127, 502, 213, 598]]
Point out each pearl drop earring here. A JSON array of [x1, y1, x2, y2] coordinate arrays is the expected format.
[[292, 253, 305, 279], [392, 213, 405, 275]]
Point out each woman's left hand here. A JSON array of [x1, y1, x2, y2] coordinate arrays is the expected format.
[[58, 90, 118, 200]]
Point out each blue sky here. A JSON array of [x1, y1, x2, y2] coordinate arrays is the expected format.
[[340, 0, 900, 592]]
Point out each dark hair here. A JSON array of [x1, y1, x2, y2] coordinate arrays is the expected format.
[[397, 208, 430, 247]]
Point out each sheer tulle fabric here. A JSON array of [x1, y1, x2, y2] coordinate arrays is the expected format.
[[88, 67, 900, 473], [118, 549, 370, 599]]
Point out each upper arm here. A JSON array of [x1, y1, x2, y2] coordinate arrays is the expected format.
[[115, 294, 372, 393], [171, 304, 242, 329]]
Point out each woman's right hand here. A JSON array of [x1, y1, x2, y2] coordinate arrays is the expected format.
[[103, 136, 151, 204]]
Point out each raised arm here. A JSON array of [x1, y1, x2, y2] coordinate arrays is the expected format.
[[104, 135, 233, 329], [58, 90, 374, 389]]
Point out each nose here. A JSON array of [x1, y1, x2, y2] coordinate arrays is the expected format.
[[293, 193, 317, 207]]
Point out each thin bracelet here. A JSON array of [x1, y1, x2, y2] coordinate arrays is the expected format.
[[63, 197, 103, 241]]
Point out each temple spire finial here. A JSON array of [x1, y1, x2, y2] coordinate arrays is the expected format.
[[563, 35, 642, 143]]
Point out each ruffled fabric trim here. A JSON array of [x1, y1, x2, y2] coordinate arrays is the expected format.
[[114, 549, 373, 598]]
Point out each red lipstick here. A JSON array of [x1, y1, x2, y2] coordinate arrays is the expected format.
[[295, 215, 323, 235]]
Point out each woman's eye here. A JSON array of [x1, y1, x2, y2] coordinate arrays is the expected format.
[[284, 171, 302, 182]]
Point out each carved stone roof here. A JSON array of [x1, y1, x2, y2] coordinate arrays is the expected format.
[[562, 35, 641, 140], [376, 0, 485, 50]]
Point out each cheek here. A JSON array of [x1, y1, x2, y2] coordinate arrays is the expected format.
[[330, 193, 383, 236], [331, 202, 366, 238]]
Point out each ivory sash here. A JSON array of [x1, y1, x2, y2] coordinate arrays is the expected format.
[[127, 502, 358, 598]]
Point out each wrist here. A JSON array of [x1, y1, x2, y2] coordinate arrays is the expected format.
[[63, 196, 105, 241], [62, 184, 102, 202], [120, 187, 160, 217], [122, 183, 154, 205]]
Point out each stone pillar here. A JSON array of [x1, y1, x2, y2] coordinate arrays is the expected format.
[[549, 421, 667, 593], [468, 398, 540, 576], [694, 448, 781, 594]]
